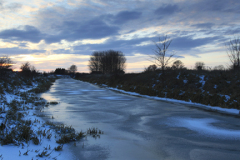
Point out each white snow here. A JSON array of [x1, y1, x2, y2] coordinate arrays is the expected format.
[[176, 74, 180, 79], [0, 78, 77, 160], [183, 80, 188, 84], [167, 117, 240, 140], [0, 108, 75, 160], [199, 75, 205, 87]]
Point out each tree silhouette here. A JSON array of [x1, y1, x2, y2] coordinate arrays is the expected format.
[[69, 65, 77, 73], [149, 35, 176, 84], [172, 60, 184, 70], [195, 62, 205, 71], [0, 55, 13, 70], [226, 37, 240, 70], [88, 50, 126, 74]]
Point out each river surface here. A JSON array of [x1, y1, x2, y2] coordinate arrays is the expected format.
[[41, 78, 240, 160]]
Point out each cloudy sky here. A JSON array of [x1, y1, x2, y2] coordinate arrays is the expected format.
[[0, 0, 239, 72]]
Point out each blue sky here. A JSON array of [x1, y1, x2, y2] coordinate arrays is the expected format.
[[0, 0, 239, 72]]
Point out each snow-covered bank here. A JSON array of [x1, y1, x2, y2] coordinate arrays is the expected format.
[[0, 75, 77, 160], [97, 84, 240, 115]]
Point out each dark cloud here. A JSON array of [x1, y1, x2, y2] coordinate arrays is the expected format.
[[70, 35, 223, 57], [191, 23, 214, 29], [0, 47, 45, 55], [0, 25, 43, 43], [18, 43, 27, 47], [72, 36, 156, 55], [112, 11, 142, 24], [193, 0, 240, 13], [6, 3, 22, 11], [0, 18, 119, 44], [171, 36, 221, 50], [0, 1, 22, 11], [224, 27, 240, 35], [154, 4, 180, 16], [45, 18, 119, 43]]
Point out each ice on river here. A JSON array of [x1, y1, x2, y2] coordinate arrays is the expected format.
[[98, 96, 131, 101], [167, 117, 240, 140]]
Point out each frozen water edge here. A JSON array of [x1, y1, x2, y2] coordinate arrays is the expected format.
[[166, 117, 240, 140], [93, 84, 240, 115]]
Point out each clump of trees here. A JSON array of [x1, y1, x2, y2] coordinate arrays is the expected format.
[[171, 60, 185, 70], [54, 68, 66, 74], [20, 62, 37, 77], [0, 55, 13, 70], [0, 55, 13, 77], [195, 62, 205, 71], [88, 50, 126, 74], [144, 64, 157, 72]]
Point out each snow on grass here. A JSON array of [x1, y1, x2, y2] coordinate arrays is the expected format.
[[0, 77, 79, 160], [183, 80, 188, 84], [0, 106, 75, 160], [199, 75, 205, 87], [166, 117, 240, 140]]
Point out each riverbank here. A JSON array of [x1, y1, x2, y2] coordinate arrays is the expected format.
[[75, 69, 240, 111], [39, 78, 240, 160], [0, 73, 80, 159]]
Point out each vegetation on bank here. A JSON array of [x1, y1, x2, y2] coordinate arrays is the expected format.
[[75, 69, 240, 109]]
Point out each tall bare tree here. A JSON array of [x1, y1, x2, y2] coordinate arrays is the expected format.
[[226, 37, 240, 70], [150, 35, 176, 84]]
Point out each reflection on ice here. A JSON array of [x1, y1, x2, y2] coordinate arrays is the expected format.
[[98, 96, 131, 101], [167, 117, 240, 140], [81, 89, 105, 92], [65, 91, 83, 95]]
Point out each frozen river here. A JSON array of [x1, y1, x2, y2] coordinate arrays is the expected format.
[[41, 78, 240, 160]]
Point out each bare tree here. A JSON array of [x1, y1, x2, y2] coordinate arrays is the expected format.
[[172, 60, 184, 70], [226, 37, 240, 70], [150, 35, 176, 83], [69, 64, 77, 73], [0, 55, 13, 70], [195, 62, 205, 71]]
